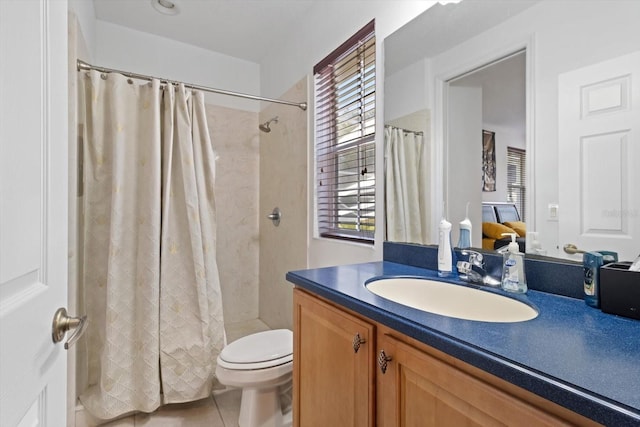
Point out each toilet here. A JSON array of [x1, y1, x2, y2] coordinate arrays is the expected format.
[[216, 329, 293, 427]]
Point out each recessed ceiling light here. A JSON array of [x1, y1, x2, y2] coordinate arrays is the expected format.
[[151, 0, 180, 16]]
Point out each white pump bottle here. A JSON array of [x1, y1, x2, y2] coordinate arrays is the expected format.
[[438, 217, 456, 277], [500, 233, 527, 293]]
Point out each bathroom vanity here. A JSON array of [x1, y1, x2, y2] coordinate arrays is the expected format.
[[287, 252, 640, 426]]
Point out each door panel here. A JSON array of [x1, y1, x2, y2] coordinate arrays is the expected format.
[[559, 51, 640, 260], [293, 289, 374, 427], [376, 333, 574, 427], [0, 1, 68, 425]]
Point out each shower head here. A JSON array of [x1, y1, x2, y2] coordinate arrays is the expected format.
[[259, 117, 279, 133]]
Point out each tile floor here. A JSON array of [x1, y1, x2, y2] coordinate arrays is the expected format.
[[76, 319, 271, 427]]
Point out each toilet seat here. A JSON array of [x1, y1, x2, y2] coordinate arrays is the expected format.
[[218, 329, 293, 370]]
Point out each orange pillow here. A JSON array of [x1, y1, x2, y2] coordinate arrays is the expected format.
[[482, 222, 517, 240], [503, 221, 526, 238], [482, 237, 496, 250]]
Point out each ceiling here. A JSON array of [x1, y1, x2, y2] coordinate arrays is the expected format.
[[93, 0, 317, 63], [384, 0, 538, 76], [450, 52, 526, 136]]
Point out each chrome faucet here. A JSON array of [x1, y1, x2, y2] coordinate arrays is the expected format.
[[457, 250, 501, 287]]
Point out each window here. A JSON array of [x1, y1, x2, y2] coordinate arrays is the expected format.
[[507, 147, 526, 221], [314, 20, 376, 243]]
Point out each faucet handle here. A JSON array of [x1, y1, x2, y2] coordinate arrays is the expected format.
[[461, 249, 483, 265]]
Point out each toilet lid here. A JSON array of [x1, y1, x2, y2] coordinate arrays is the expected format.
[[219, 329, 293, 366]]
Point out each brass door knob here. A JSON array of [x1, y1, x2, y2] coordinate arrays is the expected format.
[[563, 243, 586, 255], [52, 307, 87, 349]]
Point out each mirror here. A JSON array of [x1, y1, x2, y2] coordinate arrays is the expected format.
[[384, 0, 640, 261]]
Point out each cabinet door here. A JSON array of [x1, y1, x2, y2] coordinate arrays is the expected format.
[[376, 333, 577, 427], [293, 289, 375, 427]]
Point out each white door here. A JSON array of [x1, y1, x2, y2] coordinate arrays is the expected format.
[[559, 51, 640, 261], [0, 1, 69, 426]]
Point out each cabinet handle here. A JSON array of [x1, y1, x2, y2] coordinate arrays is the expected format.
[[378, 349, 392, 374], [352, 333, 366, 353]]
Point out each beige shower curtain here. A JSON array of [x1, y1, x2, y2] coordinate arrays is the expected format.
[[79, 70, 225, 420], [384, 126, 430, 244]]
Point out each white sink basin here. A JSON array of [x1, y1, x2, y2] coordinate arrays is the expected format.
[[366, 277, 538, 323]]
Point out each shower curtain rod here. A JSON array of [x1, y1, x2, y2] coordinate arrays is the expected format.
[[77, 60, 308, 111], [385, 125, 423, 136]]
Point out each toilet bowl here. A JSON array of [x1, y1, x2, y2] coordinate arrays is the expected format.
[[216, 329, 293, 427]]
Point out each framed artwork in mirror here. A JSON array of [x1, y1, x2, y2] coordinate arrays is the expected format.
[[482, 130, 496, 192]]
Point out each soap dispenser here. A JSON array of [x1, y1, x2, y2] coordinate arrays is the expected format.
[[526, 232, 546, 256], [501, 233, 527, 293], [438, 216, 457, 278]]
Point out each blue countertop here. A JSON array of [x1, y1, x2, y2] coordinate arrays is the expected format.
[[286, 261, 640, 426]]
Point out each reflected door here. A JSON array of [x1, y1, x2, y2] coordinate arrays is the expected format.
[[0, 1, 68, 425], [559, 51, 640, 261]]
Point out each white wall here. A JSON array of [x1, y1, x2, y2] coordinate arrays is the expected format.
[[385, 58, 429, 123], [447, 86, 483, 247], [260, 1, 437, 268], [68, 0, 96, 56], [94, 21, 261, 112]]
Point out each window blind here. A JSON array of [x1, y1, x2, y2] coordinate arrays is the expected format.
[[314, 20, 376, 243], [507, 147, 526, 222]]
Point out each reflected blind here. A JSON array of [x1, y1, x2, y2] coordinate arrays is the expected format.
[[314, 20, 376, 243], [507, 147, 526, 222]]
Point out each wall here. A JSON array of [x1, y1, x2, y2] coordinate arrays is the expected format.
[[447, 86, 483, 246], [68, 0, 96, 55], [385, 58, 429, 124], [94, 20, 261, 112], [258, 78, 308, 330], [260, 1, 438, 268], [206, 105, 260, 324]]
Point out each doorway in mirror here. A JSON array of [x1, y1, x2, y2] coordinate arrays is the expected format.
[[446, 51, 527, 249]]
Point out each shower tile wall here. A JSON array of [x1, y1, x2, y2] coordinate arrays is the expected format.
[[259, 77, 309, 330], [206, 105, 260, 324]]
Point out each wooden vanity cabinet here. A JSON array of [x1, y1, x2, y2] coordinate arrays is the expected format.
[[376, 327, 599, 426], [293, 288, 601, 427], [293, 288, 375, 427]]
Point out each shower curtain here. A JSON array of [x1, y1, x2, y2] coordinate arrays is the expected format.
[[384, 126, 430, 244], [79, 70, 225, 420]]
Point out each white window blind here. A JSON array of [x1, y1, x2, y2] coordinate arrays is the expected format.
[[507, 147, 526, 221], [314, 20, 376, 243]]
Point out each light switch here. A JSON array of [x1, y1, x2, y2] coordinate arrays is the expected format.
[[548, 203, 559, 221]]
